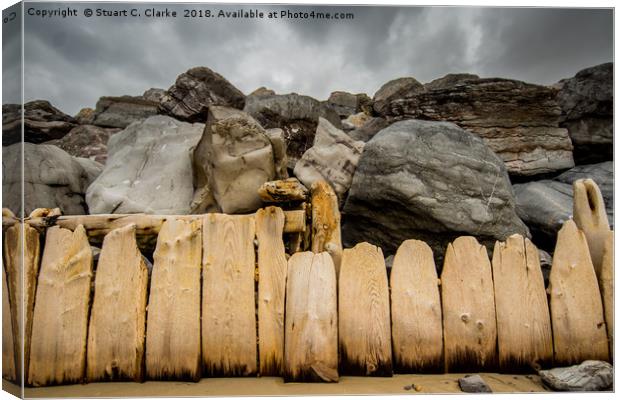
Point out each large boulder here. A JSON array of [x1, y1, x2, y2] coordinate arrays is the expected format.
[[192, 106, 276, 214], [424, 73, 479, 91], [159, 66, 245, 122], [372, 77, 425, 116], [326, 91, 372, 118], [142, 88, 166, 103], [514, 161, 614, 250], [3, 143, 102, 215], [294, 117, 364, 205], [3, 100, 77, 146], [46, 125, 122, 164], [343, 119, 529, 260], [374, 76, 574, 176], [347, 116, 389, 142], [556, 63, 613, 164], [89, 96, 159, 128], [244, 93, 342, 168], [86, 115, 204, 214]]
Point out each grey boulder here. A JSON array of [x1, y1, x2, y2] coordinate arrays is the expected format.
[[90, 96, 159, 128], [539, 360, 613, 391], [372, 77, 425, 116], [3, 100, 77, 146], [46, 124, 122, 164], [458, 375, 492, 393], [142, 88, 166, 103], [556, 63, 613, 164], [244, 93, 342, 168], [326, 91, 372, 118], [159, 66, 245, 122], [86, 115, 204, 214], [343, 119, 529, 260], [294, 117, 364, 205], [3, 143, 102, 215]]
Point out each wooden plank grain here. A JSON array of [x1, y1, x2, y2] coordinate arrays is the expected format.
[[28, 225, 93, 387], [339, 242, 392, 376], [2, 264, 16, 382], [390, 240, 443, 373], [86, 224, 149, 382], [146, 219, 202, 381], [284, 252, 338, 382], [202, 214, 257, 376], [256, 207, 288, 376], [441, 236, 497, 372], [549, 220, 609, 365], [600, 230, 614, 358], [492, 234, 553, 371], [311, 181, 343, 274]]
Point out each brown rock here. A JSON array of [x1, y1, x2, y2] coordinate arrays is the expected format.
[[46, 125, 121, 164], [3, 100, 77, 146], [258, 178, 308, 203]]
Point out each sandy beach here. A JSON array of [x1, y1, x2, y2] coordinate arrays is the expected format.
[[2, 373, 550, 398]]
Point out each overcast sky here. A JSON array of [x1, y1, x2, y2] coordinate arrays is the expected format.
[[3, 3, 614, 115]]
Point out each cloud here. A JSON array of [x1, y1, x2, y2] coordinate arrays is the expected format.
[[18, 3, 613, 115]]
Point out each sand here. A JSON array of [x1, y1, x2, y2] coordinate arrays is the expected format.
[[2, 374, 548, 398]]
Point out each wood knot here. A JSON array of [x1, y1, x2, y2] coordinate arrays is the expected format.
[[460, 313, 470, 323]]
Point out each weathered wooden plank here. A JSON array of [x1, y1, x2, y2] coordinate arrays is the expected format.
[[256, 207, 288, 376], [284, 252, 338, 382], [86, 224, 149, 382], [492, 234, 553, 371], [311, 180, 343, 274], [28, 225, 93, 386], [390, 239, 442, 373], [441, 236, 497, 372], [573, 179, 611, 278], [600, 230, 613, 357], [202, 214, 257, 376], [549, 219, 609, 365], [339, 242, 392, 376], [3, 222, 41, 382], [146, 219, 202, 381], [2, 264, 16, 382]]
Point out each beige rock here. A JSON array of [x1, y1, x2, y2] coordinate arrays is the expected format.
[[266, 128, 288, 179], [258, 178, 308, 203]]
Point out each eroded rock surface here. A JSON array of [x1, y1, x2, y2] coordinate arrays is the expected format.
[[3, 100, 77, 146], [90, 96, 159, 128], [46, 125, 122, 164]]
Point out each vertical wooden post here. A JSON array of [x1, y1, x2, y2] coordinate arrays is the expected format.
[[311, 181, 342, 274]]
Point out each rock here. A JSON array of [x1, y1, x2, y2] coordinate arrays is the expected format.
[[266, 128, 288, 179], [424, 73, 479, 91], [348, 117, 390, 142], [555, 162, 613, 219], [258, 178, 308, 203], [3, 100, 77, 146], [159, 66, 245, 122], [539, 249, 553, 287], [372, 77, 425, 116], [75, 107, 95, 124], [343, 119, 529, 260], [294, 118, 365, 205], [142, 88, 166, 103], [244, 93, 342, 168], [90, 96, 159, 128], [513, 180, 573, 250], [342, 112, 372, 131], [249, 87, 275, 97], [3, 143, 102, 215], [539, 360, 613, 391], [326, 91, 371, 118], [86, 115, 204, 215], [556, 63, 612, 164], [193, 106, 275, 214], [458, 375, 492, 393], [45, 125, 122, 164], [374, 77, 574, 176], [384, 254, 394, 270]]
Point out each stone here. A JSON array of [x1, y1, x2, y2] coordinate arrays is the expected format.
[[326, 91, 371, 118], [266, 128, 288, 179], [343, 119, 529, 260], [90, 96, 159, 128], [3, 143, 102, 216], [424, 73, 479, 91], [258, 178, 308, 203], [75, 108, 95, 124], [86, 115, 204, 215], [3, 100, 77, 146], [193, 106, 275, 214], [539, 360, 613, 391], [341, 112, 372, 131], [539, 249, 553, 287], [556, 63, 612, 164], [513, 180, 573, 250], [249, 87, 275, 97], [45, 125, 122, 164], [458, 375, 492, 393], [294, 118, 365, 205], [372, 77, 425, 116], [347, 117, 390, 142], [159, 66, 245, 122], [555, 162, 613, 219], [244, 93, 342, 168], [142, 88, 166, 103], [374, 77, 574, 176]]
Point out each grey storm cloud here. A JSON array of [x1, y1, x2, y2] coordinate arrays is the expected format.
[[8, 2, 613, 115]]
